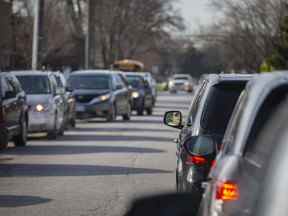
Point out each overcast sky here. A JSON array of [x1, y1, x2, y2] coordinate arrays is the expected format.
[[176, 0, 215, 33]]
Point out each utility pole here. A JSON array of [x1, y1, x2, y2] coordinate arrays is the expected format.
[[85, 0, 96, 69], [32, 0, 45, 70], [32, 0, 40, 70]]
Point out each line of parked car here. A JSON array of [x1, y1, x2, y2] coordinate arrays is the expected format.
[[0, 69, 157, 150], [158, 71, 288, 216]]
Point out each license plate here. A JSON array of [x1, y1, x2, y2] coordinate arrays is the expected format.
[[76, 105, 85, 112]]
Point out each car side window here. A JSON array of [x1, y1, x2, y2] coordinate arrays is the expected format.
[[244, 86, 288, 167], [186, 81, 207, 127], [5, 77, 18, 95]]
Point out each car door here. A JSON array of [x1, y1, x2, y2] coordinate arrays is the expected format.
[[3, 75, 19, 132], [9, 75, 26, 124], [49, 75, 63, 129], [113, 75, 127, 114]]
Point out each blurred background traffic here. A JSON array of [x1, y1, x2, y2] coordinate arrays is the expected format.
[[0, 0, 288, 216]]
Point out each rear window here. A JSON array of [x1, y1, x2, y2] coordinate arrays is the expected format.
[[126, 75, 145, 88], [68, 74, 111, 90], [201, 81, 247, 136], [16, 75, 51, 95]]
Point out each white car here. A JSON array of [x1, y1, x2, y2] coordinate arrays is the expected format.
[[168, 74, 194, 93], [13, 71, 65, 139]]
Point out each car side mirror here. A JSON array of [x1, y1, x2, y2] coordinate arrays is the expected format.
[[184, 136, 215, 156], [164, 111, 183, 129], [124, 193, 201, 216], [66, 86, 73, 92], [116, 85, 123, 90], [4, 91, 16, 99]]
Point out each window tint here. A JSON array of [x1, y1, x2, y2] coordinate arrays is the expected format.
[[244, 85, 288, 167], [17, 75, 52, 95], [126, 75, 145, 88], [222, 91, 247, 155], [186, 80, 207, 127], [201, 82, 246, 136], [186, 136, 215, 156], [68, 74, 111, 90]]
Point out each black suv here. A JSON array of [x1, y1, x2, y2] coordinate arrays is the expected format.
[[0, 73, 28, 149], [164, 74, 253, 195]]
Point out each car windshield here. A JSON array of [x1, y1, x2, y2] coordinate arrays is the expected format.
[[16, 75, 51, 95], [201, 81, 247, 136], [68, 75, 111, 90], [126, 75, 144, 88]]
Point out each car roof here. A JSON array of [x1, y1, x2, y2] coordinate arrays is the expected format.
[[11, 70, 52, 76], [202, 73, 255, 83], [70, 70, 114, 76]]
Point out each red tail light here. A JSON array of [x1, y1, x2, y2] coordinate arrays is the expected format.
[[211, 160, 216, 169], [186, 155, 207, 165], [216, 181, 239, 201]]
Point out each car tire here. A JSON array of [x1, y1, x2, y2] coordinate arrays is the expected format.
[[146, 107, 153, 115], [0, 129, 8, 150], [14, 117, 27, 147], [70, 118, 76, 128], [106, 104, 117, 122], [47, 114, 58, 140], [122, 104, 131, 121], [137, 100, 144, 116]]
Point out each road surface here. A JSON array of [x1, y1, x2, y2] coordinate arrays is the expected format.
[[0, 92, 192, 216]]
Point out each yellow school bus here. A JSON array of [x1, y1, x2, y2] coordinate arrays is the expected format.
[[113, 59, 144, 72]]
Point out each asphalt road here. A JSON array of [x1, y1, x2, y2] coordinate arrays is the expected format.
[[0, 92, 193, 216]]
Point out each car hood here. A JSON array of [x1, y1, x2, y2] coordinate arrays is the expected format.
[[72, 89, 111, 96], [26, 95, 52, 105]]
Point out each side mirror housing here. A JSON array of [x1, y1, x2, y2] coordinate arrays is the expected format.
[[116, 85, 123, 90], [164, 111, 183, 129], [66, 86, 73, 92]]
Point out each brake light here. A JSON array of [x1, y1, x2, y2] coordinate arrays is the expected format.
[[211, 160, 216, 169], [216, 181, 239, 201], [186, 155, 207, 165]]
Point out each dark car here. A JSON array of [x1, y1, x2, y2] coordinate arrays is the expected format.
[[68, 70, 131, 121], [248, 98, 288, 216], [163, 74, 252, 195], [0, 73, 28, 149], [198, 72, 288, 216], [125, 72, 154, 115], [53, 72, 76, 128]]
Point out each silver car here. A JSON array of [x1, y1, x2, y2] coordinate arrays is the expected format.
[[13, 71, 65, 139]]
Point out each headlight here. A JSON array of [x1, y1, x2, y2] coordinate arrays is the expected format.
[[100, 94, 111, 101], [132, 91, 140, 98], [169, 81, 174, 87], [35, 104, 49, 112], [68, 98, 75, 103]]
